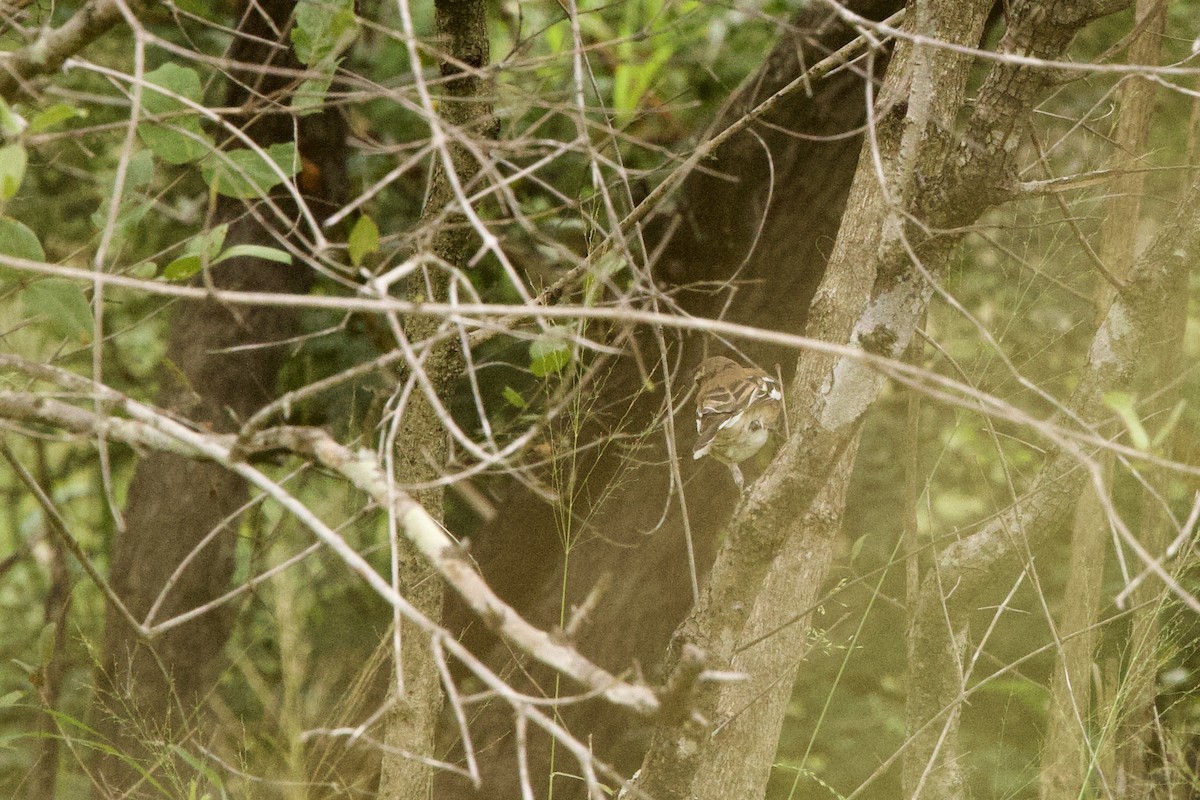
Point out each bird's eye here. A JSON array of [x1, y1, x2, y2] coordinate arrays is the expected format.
[[750, 420, 763, 432]]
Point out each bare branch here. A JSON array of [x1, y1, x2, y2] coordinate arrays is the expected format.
[[0, 0, 144, 100]]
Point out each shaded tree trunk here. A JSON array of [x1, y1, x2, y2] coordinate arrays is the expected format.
[[91, 2, 347, 796], [437, 2, 904, 796], [378, 0, 494, 795]]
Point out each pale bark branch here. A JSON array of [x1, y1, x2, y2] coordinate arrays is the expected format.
[[1041, 3, 1165, 795], [0, 0, 143, 100], [0, 357, 659, 715]]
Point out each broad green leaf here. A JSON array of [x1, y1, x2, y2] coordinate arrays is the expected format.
[[129, 261, 158, 279], [173, 0, 215, 15], [192, 223, 228, 260], [0, 143, 27, 200], [502, 386, 526, 409], [165, 227, 288, 279], [173, 223, 228, 264], [201, 142, 299, 199], [163, 224, 227, 279], [36, 622, 56, 667], [348, 214, 379, 266], [162, 255, 202, 281], [139, 120, 211, 165], [23, 279, 94, 342], [89, 149, 156, 234], [0, 217, 44, 261], [290, 1, 358, 113], [123, 147, 157, 190], [142, 64, 203, 111], [0, 691, 21, 708], [213, 243, 293, 265], [292, 1, 359, 64], [138, 64, 213, 164], [28, 103, 86, 134], [164, 225, 225, 279], [292, 72, 336, 115], [529, 327, 573, 377]]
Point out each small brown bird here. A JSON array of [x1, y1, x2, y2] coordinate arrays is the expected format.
[[692, 356, 783, 490]]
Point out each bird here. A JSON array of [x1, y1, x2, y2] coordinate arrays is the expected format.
[[692, 356, 783, 490]]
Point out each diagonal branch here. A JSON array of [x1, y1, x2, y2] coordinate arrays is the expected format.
[[0, 358, 660, 715], [0, 0, 145, 100]]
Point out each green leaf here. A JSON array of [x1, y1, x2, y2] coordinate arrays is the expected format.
[[213, 243, 293, 265], [165, 228, 289, 278], [129, 261, 158, 279], [201, 142, 299, 199], [89, 149, 156, 234], [0, 691, 22, 708], [162, 255, 202, 281], [164, 223, 229, 280], [0, 98, 26, 137], [123, 147, 157, 191], [292, 72, 336, 115], [529, 327, 573, 377], [0, 143, 27, 200], [190, 223, 228, 260], [28, 103, 86, 134], [1104, 391, 1149, 451], [0, 217, 44, 261], [139, 120, 211, 165], [292, 1, 360, 64], [348, 214, 379, 267], [584, 251, 625, 306], [138, 64, 213, 165], [848, 534, 867, 566], [289, 1, 357, 113], [502, 386, 527, 409], [36, 622, 57, 667], [24, 279, 94, 342]]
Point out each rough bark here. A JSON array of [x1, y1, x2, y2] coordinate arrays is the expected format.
[[28, 445, 71, 800], [377, 0, 493, 796], [0, 0, 144, 100], [690, 438, 859, 800], [1039, 475, 1110, 800], [91, 3, 347, 796]]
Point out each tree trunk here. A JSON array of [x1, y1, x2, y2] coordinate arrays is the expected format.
[[377, 0, 493, 795], [91, 3, 347, 796], [1040, 3, 1165, 796], [691, 439, 859, 800], [437, 2, 904, 797]]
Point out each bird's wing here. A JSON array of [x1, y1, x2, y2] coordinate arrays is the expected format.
[[693, 374, 780, 458]]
